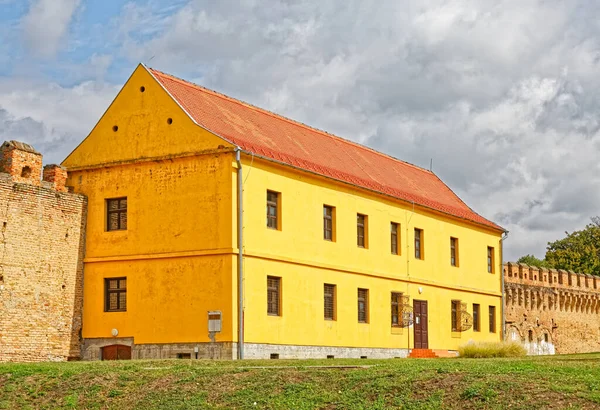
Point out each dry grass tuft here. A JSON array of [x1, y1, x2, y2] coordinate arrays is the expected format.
[[458, 341, 527, 358]]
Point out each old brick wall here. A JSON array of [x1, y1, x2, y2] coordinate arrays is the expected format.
[[504, 262, 600, 354], [0, 141, 87, 362]]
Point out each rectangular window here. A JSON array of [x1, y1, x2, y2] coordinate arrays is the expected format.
[[266, 190, 279, 229], [357, 214, 367, 248], [451, 300, 460, 331], [358, 288, 369, 323], [267, 276, 281, 316], [391, 292, 402, 326], [450, 237, 458, 266], [473, 303, 480, 332], [324, 284, 336, 320], [489, 305, 496, 333], [104, 277, 127, 312], [487, 247, 495, 273], [391, 222, 399, 255], [323, 205, 335, 241], [414, 228, 423, 259], [106, 197, 127, 231]]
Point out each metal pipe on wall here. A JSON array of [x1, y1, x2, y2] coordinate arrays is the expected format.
[[235, 147, 244, 359], [500, 231, 509, 340]]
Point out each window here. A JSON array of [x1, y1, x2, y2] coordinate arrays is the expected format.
[[451, 300, 460, 331], [391, 222, 399, 255], [358, 288, 369, 323], [324, 284, 336, 320], [391, 292, 402, 326], [450, 237, 458, 266], [105, 277, 127, 312], [323, 205, 335, 241], [528, 329, 533, 342], [487, 247, 495, 273], [267, 276, 281, 316], [473, 303, 480, 332], [106, 197, 127, 231], [357, 214, 367, 248], [489, 305, 496, 333], [266, 191, 279, 229], [414, 228, 423, 259]]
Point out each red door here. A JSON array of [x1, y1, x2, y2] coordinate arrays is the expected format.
[[101, 344, 132, 360], [413, 300, 429, 349]]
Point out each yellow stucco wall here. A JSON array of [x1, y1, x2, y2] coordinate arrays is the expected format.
[[64, 65, 236, 344], [238, 157, 502, 350], [62, 64, 231, 169], [83, 255, 233, 343]]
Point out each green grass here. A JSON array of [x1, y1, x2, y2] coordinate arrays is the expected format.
[[458, 341, 527, 358], [0, 354, 599, 409]]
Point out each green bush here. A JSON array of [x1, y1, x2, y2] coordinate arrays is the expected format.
[[458, 341, 526, 358]]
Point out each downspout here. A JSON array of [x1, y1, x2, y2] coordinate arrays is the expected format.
[[500, 231, 509, 340], [235, 147, 244, 359]]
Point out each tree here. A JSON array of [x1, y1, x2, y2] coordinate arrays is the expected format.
[[544, 217, 600, 276], [517, 254, 553, 269]]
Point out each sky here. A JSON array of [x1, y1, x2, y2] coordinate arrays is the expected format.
[[1, 0, 600, 261]]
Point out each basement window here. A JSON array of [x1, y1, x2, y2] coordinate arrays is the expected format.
[[270, 353, 279, 359], [177, 353, 191, 359]]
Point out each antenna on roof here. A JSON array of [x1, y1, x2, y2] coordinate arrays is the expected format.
[[147, 55, 155, 64], [429, 158, 433, 172]]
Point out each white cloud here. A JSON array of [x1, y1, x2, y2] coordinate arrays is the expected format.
[[22, 0, 81, 58], [0, 78, 119, 164]]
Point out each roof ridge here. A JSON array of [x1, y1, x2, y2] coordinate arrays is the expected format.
[[147, 67, 432, 174]]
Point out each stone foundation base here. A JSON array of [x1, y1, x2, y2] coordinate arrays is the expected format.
[[242, 343, 410, 359], [83, 339, 413, 360], [82, 338, 236, 360]]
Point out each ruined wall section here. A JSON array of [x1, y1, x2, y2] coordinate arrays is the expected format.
[[504, 262, 600, 355], [0, 141, 87, 362]]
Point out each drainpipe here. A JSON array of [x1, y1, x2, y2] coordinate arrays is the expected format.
[[500, 231, 509, 340], [235, 147, 244, 359]]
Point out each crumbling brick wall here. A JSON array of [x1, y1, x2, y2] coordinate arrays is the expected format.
[[504, 262, 600, 354], [0, 141, 87, 362]]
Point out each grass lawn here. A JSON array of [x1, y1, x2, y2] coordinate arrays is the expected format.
[[0, 353, 599, 409]]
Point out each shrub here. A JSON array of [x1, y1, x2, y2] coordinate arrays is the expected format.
[[458, 341, 526, 358]]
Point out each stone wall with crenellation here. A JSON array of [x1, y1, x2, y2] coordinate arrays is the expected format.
[[504, 262, 600, 355], [0, 141, 87, 362]]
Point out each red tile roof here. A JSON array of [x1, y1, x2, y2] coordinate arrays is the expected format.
[[148, 66, 502, 231]]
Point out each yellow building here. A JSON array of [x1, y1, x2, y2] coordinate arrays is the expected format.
[[63, 64, 506, 360]]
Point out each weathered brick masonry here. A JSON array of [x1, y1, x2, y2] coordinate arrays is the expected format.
[[0, 141, 86, 362], [504, 262, 600, 355]]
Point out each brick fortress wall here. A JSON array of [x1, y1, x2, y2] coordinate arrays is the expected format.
[[504, 262, 600, 354], [0, 141, 87, 362]]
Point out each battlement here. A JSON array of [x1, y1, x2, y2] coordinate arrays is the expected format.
[[503, 262, 600, 355], [0, 140, 68, 192], [504, 262, 599, 293]]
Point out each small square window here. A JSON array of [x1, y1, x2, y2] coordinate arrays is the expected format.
[[106, 197, 127, 231], [267, 276, 281, 316], [450, 237, 458, 267], [391, 222, 400, 255], [324, 284, 336, 320], [487, 247, 495, 273], [358, 288, 369, 323], [267, 191, 280, 230], [105, 277, 127, 312], [414, 228, 423, 259], [323, 205, 335, 241]]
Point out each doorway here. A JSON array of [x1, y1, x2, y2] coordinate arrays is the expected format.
[[101, 344, 132, 360], [413, 300, 429, 349]]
